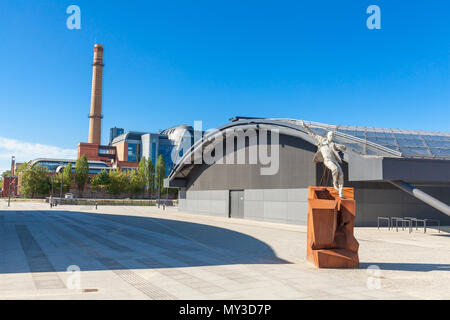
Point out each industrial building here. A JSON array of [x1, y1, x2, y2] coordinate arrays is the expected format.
[[23, 44, 197, 190], [109, 125, 198, 174], [76, 44, 197, 173], [166, 117, 450, 226]]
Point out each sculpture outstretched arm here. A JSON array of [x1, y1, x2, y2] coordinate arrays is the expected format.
[[300, 120, 319, 141]]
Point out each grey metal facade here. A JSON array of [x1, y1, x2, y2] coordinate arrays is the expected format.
[[176, 133, 450, 226], [178, 188, 309, 225], [184, 134, 317, 191], [168, 118, 450, 226]]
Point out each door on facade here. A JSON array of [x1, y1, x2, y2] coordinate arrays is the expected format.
[[229, 190, 244, 218]]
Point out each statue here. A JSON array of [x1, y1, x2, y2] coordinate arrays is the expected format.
[[300, 120, 346, 198]]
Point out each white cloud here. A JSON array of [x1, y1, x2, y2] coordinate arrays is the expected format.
[[0, 137, 76, 173]]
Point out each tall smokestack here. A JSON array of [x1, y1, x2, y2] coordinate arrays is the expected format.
[[88, 44, 104, 145]]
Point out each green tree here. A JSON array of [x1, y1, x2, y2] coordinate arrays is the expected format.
[[1, 170, 11, 187], [90, 169, 110, 192], [49, 173, 59, 195], [17, 162, 50, 197], [127, 167, 146, 197], [145, 157, 155, 197], [155, 154, 166, 195], [137, 157, 155, 198], [1, 170, 11, 177], [51, 173, 62, 193], [75, 155, 89, 195], [107, 168, 128, 196], [62, 163, 73, 193]]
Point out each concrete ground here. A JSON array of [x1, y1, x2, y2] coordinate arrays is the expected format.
[[0, 201, 449, 300]]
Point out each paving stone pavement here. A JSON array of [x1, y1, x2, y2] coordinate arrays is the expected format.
[[0, 201, 449, 299]]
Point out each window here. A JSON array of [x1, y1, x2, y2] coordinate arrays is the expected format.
[[151, 142, 156, 164], [128, 144, 137, 162]]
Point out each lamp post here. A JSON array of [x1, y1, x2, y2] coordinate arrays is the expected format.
[[57, 163, 64, 205], [60, 168, 63, 205], [158, 165, 161, 208], [50, 172, 54, 208], [7, 178, 13, 207], [7, 156, 15, 208], [164, 181, 169, 210], [51, 172, 54, 198]]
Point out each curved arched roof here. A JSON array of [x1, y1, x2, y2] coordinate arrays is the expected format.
[[168, 117, 450, 181], [160, 124, 193, 136], [111, 131, 147, 144], [31, 158, 108, 167]]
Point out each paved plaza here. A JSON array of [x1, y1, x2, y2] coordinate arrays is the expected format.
[[0, 201, 449, 300]]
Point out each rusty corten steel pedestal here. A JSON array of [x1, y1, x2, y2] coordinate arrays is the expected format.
[[306, 186, 359, 268]]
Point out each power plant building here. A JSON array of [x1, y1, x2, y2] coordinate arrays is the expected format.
[[110, 125, 200, 173], [76, 44, 197, 172]]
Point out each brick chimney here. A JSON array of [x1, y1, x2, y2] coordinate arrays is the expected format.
[[88, 44, 104, 145]]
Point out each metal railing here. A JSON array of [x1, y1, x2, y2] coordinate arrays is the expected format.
[[45, 197, 176, 207], [390, 217, 412, 233], [377, 217, 390, 230], [377, 216, 440, 234]]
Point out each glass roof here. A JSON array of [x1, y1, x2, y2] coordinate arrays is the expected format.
[[304, 121, 450, 160]]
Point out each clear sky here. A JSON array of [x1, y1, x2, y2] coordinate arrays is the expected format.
[[0, 0, 449, 173]]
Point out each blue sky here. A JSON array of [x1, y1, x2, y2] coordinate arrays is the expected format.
[[0, 0, 449, 172]]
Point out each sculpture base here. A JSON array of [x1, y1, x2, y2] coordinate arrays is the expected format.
[[306, 186, 359, 268]]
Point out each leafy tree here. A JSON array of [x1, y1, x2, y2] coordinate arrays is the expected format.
[[46, 165, 72, 196], [75, 155, 89, 194], [136, 157, 156, 198], [51, 173, 62, 193], [39, 176, 52, 196], [155, 154, 166, 194], [62, 163, 73, 192], [49, 173, 59, 195], [127, 167, 146, 197], [90, 169, 110, 192], [145, 157, 155, 197], [17, 162, 50, 197], [107, 168, 128, 196], [1, 170, 11, 177], [1, 170, 11, 189]]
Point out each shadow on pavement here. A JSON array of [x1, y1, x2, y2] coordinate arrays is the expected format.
[[0, 210, 290, 274]]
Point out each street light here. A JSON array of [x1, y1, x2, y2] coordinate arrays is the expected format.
[[57, 163, 64, 205], [7, 156, 15, 207], [164, 179, 169, 210], [158, 165, 161, 208]]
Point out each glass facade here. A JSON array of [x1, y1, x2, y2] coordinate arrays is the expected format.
[[307, 123, 450, 159], [112, 127, 198, 176], [158, 141, 175, 173], [32, 160, 109, 174], [109, 127, 124, 145], [151, 142, 156, 164], [128, 143, 138, 162]]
